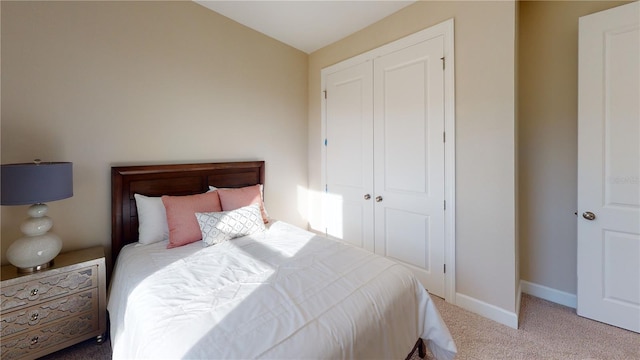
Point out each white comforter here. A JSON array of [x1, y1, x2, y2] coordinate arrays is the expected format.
[[108, 221, 456, 359]]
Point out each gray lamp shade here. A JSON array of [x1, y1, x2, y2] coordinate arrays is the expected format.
[[1, 162, 73, 205]]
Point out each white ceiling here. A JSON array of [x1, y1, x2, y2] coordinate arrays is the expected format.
[[194, 1, 416, 54]]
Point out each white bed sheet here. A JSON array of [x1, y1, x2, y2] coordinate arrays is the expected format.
[[107, 221, 456, 359]]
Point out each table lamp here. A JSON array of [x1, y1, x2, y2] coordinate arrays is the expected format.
[[1, 160, 73, 273]]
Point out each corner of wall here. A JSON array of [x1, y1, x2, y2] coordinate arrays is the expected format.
[[455, 293, 519, 329], [521, 280, 577, 309]]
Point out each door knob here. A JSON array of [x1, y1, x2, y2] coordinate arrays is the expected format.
[[375, 196, 383, 202], [364, 194, 371, 200], [582, 211, 596, 221]]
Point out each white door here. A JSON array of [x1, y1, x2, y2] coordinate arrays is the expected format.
[[577, 1, 640, 333], [373, 37, 445, 296], [325, 61, 375, 251]]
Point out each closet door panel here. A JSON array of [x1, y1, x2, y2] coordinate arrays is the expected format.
[[325, 61, 375, 251], [373, 36, 445, 296], [384, 208, 429, 269], [381, 60, 428, 194]]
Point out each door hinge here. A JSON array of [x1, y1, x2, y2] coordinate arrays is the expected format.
[[444, 264, 446, 273], [325, 184, 328, 193], [441, 57, 445, 70], [324, 138, 327, 146], [323, 90, 327, 99], [443, 132, 446, 143], [444, 200, 446, 210]]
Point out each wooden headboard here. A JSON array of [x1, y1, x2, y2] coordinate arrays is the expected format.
[[111, 161, 265, 264]]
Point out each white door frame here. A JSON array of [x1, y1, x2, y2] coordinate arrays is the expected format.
[[320, 19, 456, 302]]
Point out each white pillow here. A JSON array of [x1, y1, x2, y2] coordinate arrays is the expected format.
[[196, 203, 265, 246], [134, 193, 169, 244]]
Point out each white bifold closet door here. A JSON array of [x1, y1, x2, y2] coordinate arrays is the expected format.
[[325, 35, 445, 297]]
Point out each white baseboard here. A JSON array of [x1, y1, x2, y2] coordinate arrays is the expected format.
[[520, 280, 577, 309], [455, 293, 519, 329], [515, 281, 522, 326]]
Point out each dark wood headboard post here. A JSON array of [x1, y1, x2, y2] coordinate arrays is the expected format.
[[111, 161, 265, 267], [111, 167, 124, 267]]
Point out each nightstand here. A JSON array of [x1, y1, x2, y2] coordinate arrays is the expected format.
[[0, 246, 107, 360]]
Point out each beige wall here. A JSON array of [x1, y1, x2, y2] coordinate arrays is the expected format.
[[0, 1, 309, 266], [309, 1, 518, 313], [518, 0, 632, 295]]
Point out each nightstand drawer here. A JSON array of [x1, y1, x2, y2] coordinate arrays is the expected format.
[[0, 288, 98, 338], [0, 266, 97, 313], [0, 311, 99, 360]]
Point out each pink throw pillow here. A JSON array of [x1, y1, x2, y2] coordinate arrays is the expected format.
[[217, 184, 268, 223], [162, 191, 222, 248]]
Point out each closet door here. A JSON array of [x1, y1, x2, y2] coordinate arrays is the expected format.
[[373, 36, 445, 296], [325, 61, 375, 251]]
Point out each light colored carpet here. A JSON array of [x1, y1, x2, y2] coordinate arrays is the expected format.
[[40, 294, 638, 359], [412, 294, 639, 360]]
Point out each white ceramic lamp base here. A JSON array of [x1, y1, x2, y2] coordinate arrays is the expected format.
[[6, 203, 63, 273]]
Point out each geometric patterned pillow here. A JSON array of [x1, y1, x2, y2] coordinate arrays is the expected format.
[[195, 203, 265, 247]]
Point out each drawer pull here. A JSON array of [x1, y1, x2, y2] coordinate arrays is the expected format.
[[30, 312, 39, 321], [30, 288, 39, 296], [30, 336, 39, 345]]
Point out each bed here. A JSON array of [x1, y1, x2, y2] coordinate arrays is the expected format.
[[107, 161, 457, 360]]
